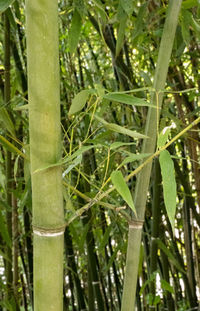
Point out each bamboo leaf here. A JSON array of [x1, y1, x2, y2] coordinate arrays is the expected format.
[[107, 123, 148, 139], [111, 170, 136, 214], [182, 0, 198, 9], [99, 225, 112, 251], [0, 134, 27, 159], [159, 150, 177, 231], [94, 115, 148, 139], [62, 154, 82, 176], [34, 145, 96, 173], [0, 0, 15, 13], [68, 9, 82, 55], [181, 10, 191, 45], [110, 141, 136, 150], [139, 272, 157, 294], [132, 3, 148, 40], [69, 89, 94, 115], [14, 104, 29, 111], [120, 153, 152, 167], [116, 9, 127, 57], [0, 107, 15, 137], [103, 93, 154, 107], [156, 239, 185, 273], [104, 245, 120, 273], [120, 0, 134, 16], [161, 279, 174, 294], [157, 126, 172, 149]]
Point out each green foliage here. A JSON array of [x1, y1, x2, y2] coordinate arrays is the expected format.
[[111, 170, 136, 214], [0, 0, 15, 13], [0, 0, 200, 309], [159, 150, 177, 231], [68, 89, 95, 115], [68, 9, 82, 55]]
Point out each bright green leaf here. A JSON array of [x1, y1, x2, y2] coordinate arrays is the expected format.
[[161, 279, 174, 294], [159, 150, 177, 231], [0, 0, 15, 13], [157, 126, 172, 149], [103, 93, 154, 107], [182, 0, 198, 9], [94, 115, 148, 139], [68, 9, 82, 55], [111, 170, 136, 214], [68, 89, 94, 115]]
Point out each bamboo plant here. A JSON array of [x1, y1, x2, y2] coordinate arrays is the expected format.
[[121, 1, 182, 310], [26, 0, 64, 310]]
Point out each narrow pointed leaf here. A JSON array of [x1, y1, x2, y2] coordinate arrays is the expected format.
[[116, 11, 127, 57], [161, 279, 174, 294], [68, 9, 82, 54], [107, 123, 148, 139], [110, 141, 136, 150], [0, 134, 27, 159], [94, 115, 148, 139], [0, 107, 15, 137], [159, 150, 176, 231], [103, 93, 154, 107], [34, 145, 96, 173], [120, 153, 151, 167], [156, 239, 185, 273], [111, 170, 136, 214]]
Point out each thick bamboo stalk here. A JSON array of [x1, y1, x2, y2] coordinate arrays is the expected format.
[[26, 1, 64, 310], [121, 1, 182, 310]]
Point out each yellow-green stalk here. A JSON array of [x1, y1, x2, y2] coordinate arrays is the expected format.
[[26, 1, 64, 310], [121, 1, 182, 310]]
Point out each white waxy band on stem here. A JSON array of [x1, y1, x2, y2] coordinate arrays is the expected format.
[[32, 224, 66, 237], [33, 229, 64, 237], [129, 219, 144, 229]]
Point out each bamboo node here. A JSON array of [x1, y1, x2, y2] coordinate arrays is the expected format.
[[129, 219, 144, 229], [32, 224, 66, 237]]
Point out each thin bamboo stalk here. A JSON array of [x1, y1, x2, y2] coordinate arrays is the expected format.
[[26, 0, 64, 310], [4, 11, 13, 304], [121, 1, 182, 310]]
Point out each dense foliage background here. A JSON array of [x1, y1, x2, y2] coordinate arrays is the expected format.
[[0, 0, 200, 310]]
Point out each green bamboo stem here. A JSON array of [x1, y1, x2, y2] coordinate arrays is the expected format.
[[121, 1, 182, 310], [4, 11, 13, 304], [26, 1, 64, 310]]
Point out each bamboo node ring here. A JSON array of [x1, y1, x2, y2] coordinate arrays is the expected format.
[[129, 219, 144, 229], [32, 224, 66, 237]]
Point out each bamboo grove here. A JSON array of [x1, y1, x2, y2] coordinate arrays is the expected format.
[[0, 0, 200, 310]]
